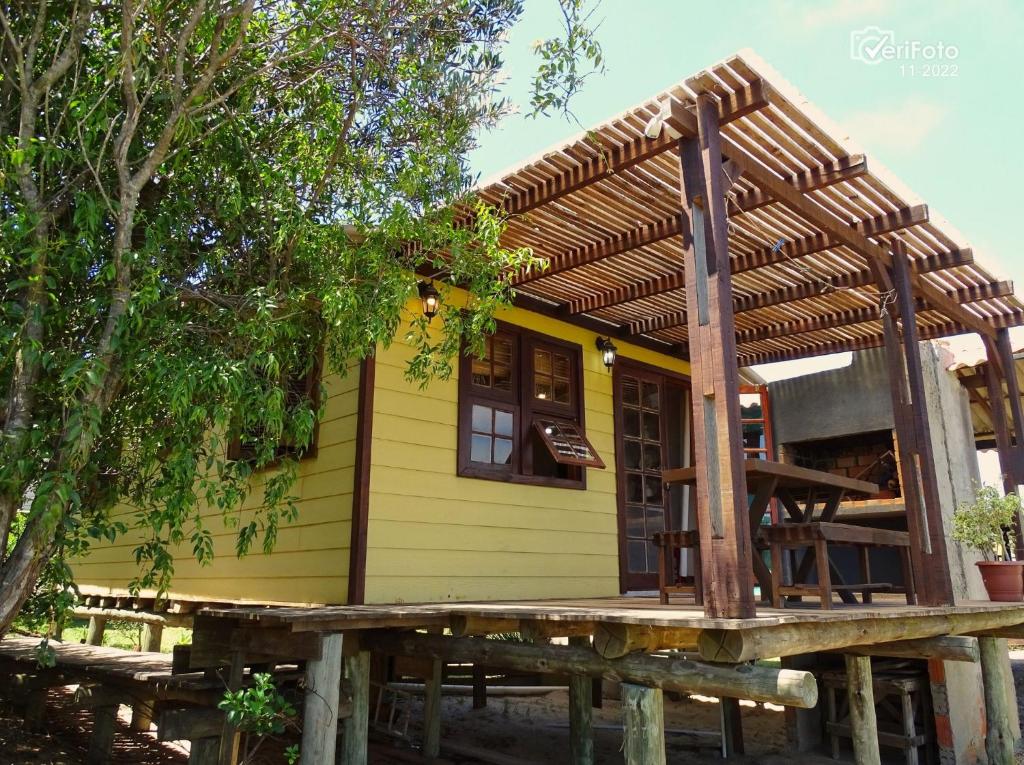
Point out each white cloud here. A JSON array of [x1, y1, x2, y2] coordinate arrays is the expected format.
[[796, 0, 890, 29], [841, 96, 947, 154]]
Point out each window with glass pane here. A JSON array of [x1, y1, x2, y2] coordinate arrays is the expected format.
[[533, 348, 572, 405], [472, 335, 514, 392], [620, 374, 665, 576], [469, 404, 515, 466]]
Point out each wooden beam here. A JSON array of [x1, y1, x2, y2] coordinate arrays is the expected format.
[[73, 606, 192, 629], [831, 636, 979, 663], [979, 637, 1018, 765], [372, 631, 819, 709], [516, 157, 880, 286], [677, 94, 756, 619], [621, 684, 666, 765], [666, 97, 999, 341], [592, 623, 699, 659], [301, 633, 344, 765], [697, 606, 1024, 663], [348, 357, 375, 605], [423, 656, 443, 759], [996, 328, 1024, 486], [630, 273, 1008, 339], [843, 655, 881, 765], [497, 80, 768, 217]]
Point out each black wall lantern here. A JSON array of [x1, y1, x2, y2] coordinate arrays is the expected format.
[[596, 336, 618, 370], [418, 281, 440, 322]]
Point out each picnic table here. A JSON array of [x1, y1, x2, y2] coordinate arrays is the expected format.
[[660, 459, 889, 606]]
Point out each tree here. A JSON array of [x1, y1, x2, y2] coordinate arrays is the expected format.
[[0, 0, 602, 635]]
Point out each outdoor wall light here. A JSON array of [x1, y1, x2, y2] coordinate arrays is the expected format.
[[418, 281, 440, 322], [596, 336, 618, 370]]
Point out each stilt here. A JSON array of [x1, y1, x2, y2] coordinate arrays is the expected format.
[[130, 697, 155, 731], [25, 688, 46, 731], [568, 636, 594, 765], [719, 697, 744, 756], [621, 683, 666, 765], [844, 654, 881, 765], [142, 623, 163, 652], [87, 701, 119, 765], [979, 637, 1017, 765], [301, 633, 344, 765], [86, 616, 106, 646], [189, 738, 220, 765], [218, 652, 245, 765], [472, 664, 487, 709], [422, 657, 443, 759], [341, 650, 370, 765]]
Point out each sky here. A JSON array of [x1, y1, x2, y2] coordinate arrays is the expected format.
[[467, 0, 1024, 384], [467, 0, 1023, 483]]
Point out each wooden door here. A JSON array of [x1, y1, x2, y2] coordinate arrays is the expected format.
[[614, 363, 690, 593]]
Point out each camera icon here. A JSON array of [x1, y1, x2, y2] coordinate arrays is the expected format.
[[850, 26, 894, 65]]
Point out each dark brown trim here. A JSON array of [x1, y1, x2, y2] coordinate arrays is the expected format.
[[348, 355, 375, 606]]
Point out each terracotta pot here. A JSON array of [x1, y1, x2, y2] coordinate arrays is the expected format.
[[976, 561, 1024, 602]]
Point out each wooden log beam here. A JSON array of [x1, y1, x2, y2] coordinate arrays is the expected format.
[[621, 684, 666, 765], [450, 615, 521, 637], [592, 623, 699, 659], [73, 606, 193, 629], [666, 97, 1000, 341], [697, 607, 1024, 663], [829, 636, 979, 663], [498, 80, 768, 217], [844, 655, 881, 765], [979, 637, 1018, 765], [677, 93, 756, 619], [517, 156, 878, 286], [567, 244, 970, 317], [519, 620, 596, 642], [301, 634, 344, 765], [372, 631, 818, 709]]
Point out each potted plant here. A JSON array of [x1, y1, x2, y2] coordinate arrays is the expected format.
[[951, 485, 1024, 601]]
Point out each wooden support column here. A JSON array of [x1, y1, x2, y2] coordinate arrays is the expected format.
[[979, 636, 1018, 765], [677, 92, 755, 618], [719, 698, 744, 757], [218, 652, 245, 765], [423, 656, 443, 759], [142, 622, 163, 652], [189, 739, 220, 765], [877, 241, 954, 604], [130, 698, 156, 732], [983, 337, 1024, 559], [471, 664, 487, 709], [341, 650, 370, 765], [87, 702, 119, 765], [621, 684, 666, 765], [843, 655, 881, 765], [568, 635, 593, 765], [995, 327, 1024, 480], [85, 616, 106, 646], [301, 633, 344, 765]]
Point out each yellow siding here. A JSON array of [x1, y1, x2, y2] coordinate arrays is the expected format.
[[363, 296, 690, 604], [72, 361, 362, 605]]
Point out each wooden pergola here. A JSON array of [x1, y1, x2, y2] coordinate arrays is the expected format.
[[475, 50, 1024, 619]]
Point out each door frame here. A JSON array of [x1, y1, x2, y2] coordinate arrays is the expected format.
[[612, 358, 691, 594]]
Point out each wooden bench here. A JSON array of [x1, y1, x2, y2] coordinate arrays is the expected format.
[[652, 530, 702, 605], [762, 522, 914, 609]]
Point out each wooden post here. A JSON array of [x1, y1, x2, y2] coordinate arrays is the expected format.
[[130, 698, 155, 732], [25, 688, 47, 731], [719, 698, 744, 757], [979, 636, 1018, 765], [471, 664, 487, 709], [142, 622, 163, 652], [87, 702, 119, 765], [983, 338, 1024, 560], [189, 738, 220, 765], [677, 92, 755, 619], [568, 635, 593, 765], [86, 616, 106, 646], [995, 327, 1024, 483], [621, 684, 666, 765], [843, 655, 881, 765], [341, 650, 370, 765], [301, 633, 344, 765], [423, 657, 443, 759], [218, 652, 245, 765]]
